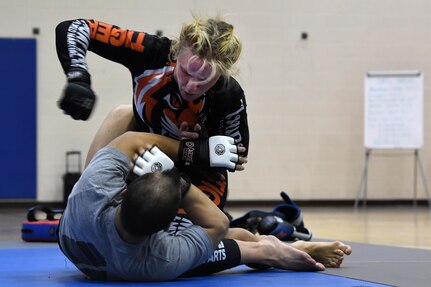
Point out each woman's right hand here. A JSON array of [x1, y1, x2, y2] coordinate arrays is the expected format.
[[179, 122, 201, 139]]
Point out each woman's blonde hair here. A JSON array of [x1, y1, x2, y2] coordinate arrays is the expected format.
[[170, 14, 242, 80]]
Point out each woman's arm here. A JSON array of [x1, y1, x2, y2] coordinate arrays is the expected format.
[[209, 77, 249, 157]]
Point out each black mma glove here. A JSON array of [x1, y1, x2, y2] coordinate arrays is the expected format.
[[58, 68, 96, 120], [257, 215, 312, 241], [178, 135, 240, 171]]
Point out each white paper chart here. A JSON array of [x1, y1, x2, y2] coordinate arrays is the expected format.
[[364, 71, 423, 149]]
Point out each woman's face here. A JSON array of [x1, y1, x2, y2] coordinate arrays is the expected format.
[[174, 48, 221, 102]]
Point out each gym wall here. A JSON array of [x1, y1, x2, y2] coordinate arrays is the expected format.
[[1, 0, 431, 201]]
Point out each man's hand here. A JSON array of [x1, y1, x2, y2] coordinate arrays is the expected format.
[[178, 135, 247, 171], [58, 68, 96, 120]]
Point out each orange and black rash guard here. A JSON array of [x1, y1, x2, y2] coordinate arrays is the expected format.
[[55, 19, 249, 155]]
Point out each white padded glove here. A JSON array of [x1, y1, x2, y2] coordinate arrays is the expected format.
[[208, 136, 239, 170], [178, 135, 240, 171], [133, 146, 174, 176]]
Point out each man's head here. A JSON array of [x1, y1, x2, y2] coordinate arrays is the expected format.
[[120, 169, 182, 238]]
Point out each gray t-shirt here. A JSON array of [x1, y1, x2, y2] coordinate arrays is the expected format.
[[59, 146, 213, 281]]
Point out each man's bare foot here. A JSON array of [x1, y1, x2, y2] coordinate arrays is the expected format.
[[290, 240, 352, 268], [258, 235, 325, 271]]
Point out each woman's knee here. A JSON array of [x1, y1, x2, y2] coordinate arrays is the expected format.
[[108, 104, 133, 120]]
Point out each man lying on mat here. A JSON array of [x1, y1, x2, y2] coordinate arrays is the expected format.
[[58, 132, 351, 281]]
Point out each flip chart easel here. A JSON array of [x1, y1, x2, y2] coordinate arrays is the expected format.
[[354, 71, 431, 208]]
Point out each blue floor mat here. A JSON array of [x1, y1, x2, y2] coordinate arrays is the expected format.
[[0, 247, 393, 287]]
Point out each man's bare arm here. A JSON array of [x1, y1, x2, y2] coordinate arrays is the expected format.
[[108, 131, 180, 161], [181, 184, 229, 248]]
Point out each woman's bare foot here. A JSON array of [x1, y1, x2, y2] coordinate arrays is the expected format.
[[258, 235, 325, 271], [290, 240, 352, 268]]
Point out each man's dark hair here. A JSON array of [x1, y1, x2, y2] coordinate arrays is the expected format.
[[120, 169, 182, 237]]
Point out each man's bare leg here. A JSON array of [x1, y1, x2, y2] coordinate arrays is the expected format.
[[290, 240, 352, 268], [86, 105, 135, 166], [236, 235, 325, 271], [227, 228, 351, 269]]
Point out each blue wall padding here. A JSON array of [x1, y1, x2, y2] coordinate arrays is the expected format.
[[0, 38, 36, 199]]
